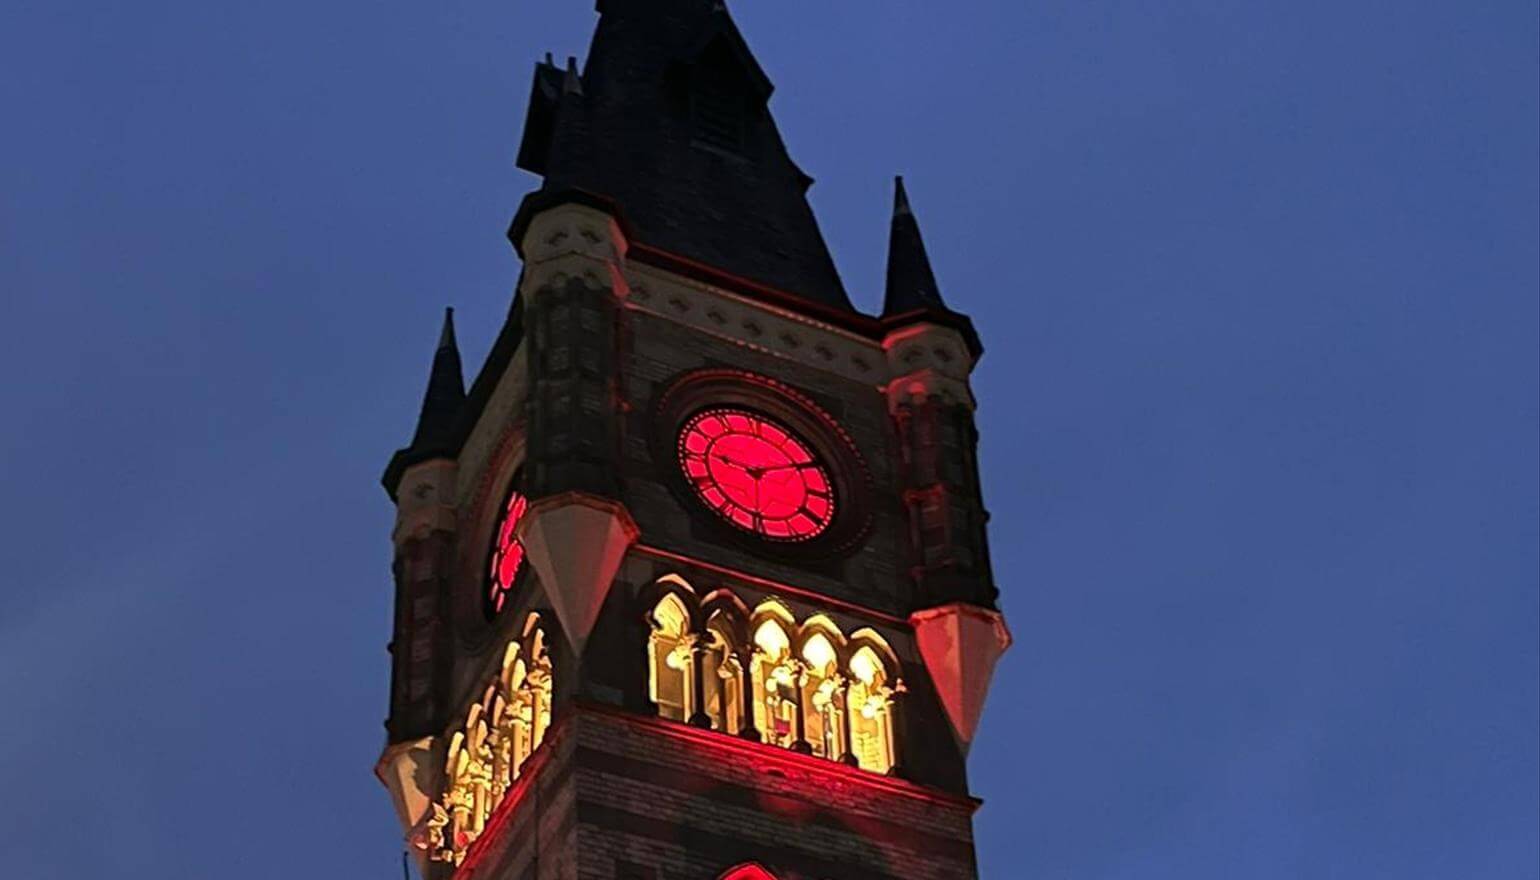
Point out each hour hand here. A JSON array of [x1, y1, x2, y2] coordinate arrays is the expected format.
[[714, 453, 770, 480], [713, 453, 756, 474]]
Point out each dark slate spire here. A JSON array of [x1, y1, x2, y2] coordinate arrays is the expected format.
[[411, 307, 465, 450], [883, 176, 947, 317], [511, 0, 852, 311], [383, 308, 465, 498], [880, 177, 983, 359]]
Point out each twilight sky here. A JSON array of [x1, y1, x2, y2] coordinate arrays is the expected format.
[[1, 1, 1536, 878]]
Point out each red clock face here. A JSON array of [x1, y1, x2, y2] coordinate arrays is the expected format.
[[487, 489, 529, 615], [678, 408, 835, 541]]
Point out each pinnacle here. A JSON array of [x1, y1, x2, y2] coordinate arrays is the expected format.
[[882, 175, 947, 317], [437, 306, 457, 351]]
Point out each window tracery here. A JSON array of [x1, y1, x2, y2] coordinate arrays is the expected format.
[[799, 629, 842, 760], [750, 614, 798, 749], [643, 579, 902, 774], [423, 615, 553, 865], [703, 612, 744, 735], [648, 593, 694, 723], [847, 643, 896, 772]]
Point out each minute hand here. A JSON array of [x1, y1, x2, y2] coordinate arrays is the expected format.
[[759, 459, 815, 475]]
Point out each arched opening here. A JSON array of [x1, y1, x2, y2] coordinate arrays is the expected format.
[[427, 614, 554, 865], [648, 593, 694, 722], [799, 631, 843, 760], [703, 612, 743, 734], [750, 616, 796, 748], [847, 644, 895, 773]]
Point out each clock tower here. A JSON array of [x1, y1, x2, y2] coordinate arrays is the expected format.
[[377, 3, 1011, 879]]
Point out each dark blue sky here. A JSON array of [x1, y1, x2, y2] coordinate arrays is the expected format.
[[2, 1, 1535, 877]]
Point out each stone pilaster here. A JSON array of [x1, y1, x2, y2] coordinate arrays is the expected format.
[[515, 202, 640, 653], [884, 323, 995, 609]]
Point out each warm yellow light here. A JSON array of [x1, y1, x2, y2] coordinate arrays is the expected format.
[[802, 633, 835, 672], [850, 648, 881, 685], [665, 644, 689, 671], [653, 595, 688, 635], [754, 620, 789, 658]]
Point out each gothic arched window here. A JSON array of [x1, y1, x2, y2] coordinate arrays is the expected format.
[[640, 580, 903, 775], [799, 630, 843, 760], [704, 612, 744, 735], [847, 642, 896, 773], [750, 615, 796, 748], [648, 594, 694, 722], [428, 614, 553, 865]]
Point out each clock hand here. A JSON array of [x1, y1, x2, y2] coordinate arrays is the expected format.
[[758, 459, 814, 475], [713, 452, 756, 473], [714, 452, 771, 480]]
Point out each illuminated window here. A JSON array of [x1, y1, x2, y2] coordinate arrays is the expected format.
[[640, 580, 902, 776], [703, 613, 744, 735], [847, 644, 895, 773], [426, 615, 552, 865], [750, 616, 797, 748], [800, 630, 843, 760], [648, 594, 693, 722]]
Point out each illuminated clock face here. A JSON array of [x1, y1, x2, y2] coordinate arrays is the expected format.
[[487, 489, 529, 615], [678, 408, 835, 541]]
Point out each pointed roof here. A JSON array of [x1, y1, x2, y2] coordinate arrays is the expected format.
[[883, 176, 948, 316], [382, 308, 466, 499], [511, 0, 852, 311], [880, 177, 983, 359], [411, 308, 465, 447]]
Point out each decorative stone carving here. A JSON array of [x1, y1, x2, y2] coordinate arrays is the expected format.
[[882, 321, 977, 413], [517, 202, 630, 302], [393, 459, 458, 546], [427, 623, 553, 865], [619, 262, 886, 386]]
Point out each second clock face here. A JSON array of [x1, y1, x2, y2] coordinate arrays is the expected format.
[[678, 407, 835, 541], [487, 488, 528, 616]]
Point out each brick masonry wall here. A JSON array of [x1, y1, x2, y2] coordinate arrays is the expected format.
[[465, 707, 980, 880]]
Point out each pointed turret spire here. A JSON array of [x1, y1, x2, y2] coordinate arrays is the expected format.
[[410, 307, 465, 451], [883, 176, 947, 317], [383, 308, 466, 498]]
